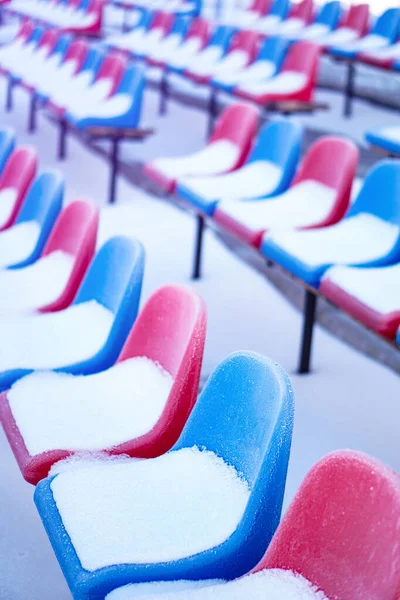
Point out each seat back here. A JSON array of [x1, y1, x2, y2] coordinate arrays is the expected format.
[[36, 28, 59, 54], [349, 159, 400, 225], [185, 16, 210, 47], [94, 53, 127, 96], [315, 0, 341, 28], [342, 3, 369, 35], [289, 0, 314, 23], [174, 351, 294, 575], [62, 38, 89, 73], [372, 7, 400, 41], [27, 25, 45, 48], [117, 284, 207, 454], [228, 29, 260, 63], [250, 120, 303, 193], [260, 451, 400, 600], [209, 103, 259, 170], [269, 0, 289, 18], [149, 10, 175, 34], [169, 14, 191, 37], [257, 36, 289, 71], [0, 128, 15, 175], [249, 0, 271, 16], [114, 64, 145, 128], [280, 41, 320, 83], [0, 146, 37, 231], [15, 20, 36, 43], [50, 33, 72, 61], [80, 46, 104, 75]]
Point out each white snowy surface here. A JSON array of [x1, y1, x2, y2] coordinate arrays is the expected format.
[[0, 221, 40, 267], [322, 263, 400, 315], [8, 357, 173, 455], [213, 59, 277, 87], [0, 300, 113, 372], [0, 250, 74, 316], [266, 214, 399, 266], [1, 81, 399, 600], [331, 34, 389, 54], [106, 570, 328, 600], [221, 181, 336, 229], [238, 72, 307, 96], [370, 126, 400, 143], [0, 187, 17, 227], [51, 447, 250, 570]]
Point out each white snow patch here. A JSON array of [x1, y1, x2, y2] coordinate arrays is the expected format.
[[0, 221, 40, 267], [51, 447, 250, 571], [0, 187, 18, 226]]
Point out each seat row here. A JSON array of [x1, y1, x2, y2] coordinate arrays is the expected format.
[[6, 0, 103, 35], [112, 0, 200, 16], [0, 22, 145, 136], [144, 103, 400, 352]]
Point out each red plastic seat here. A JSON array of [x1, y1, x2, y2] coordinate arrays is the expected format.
[[214, 136, 358, 248], [249, 0, 271, 17], [38, 199, 99, 313], [259, 450, 400, 600], [0, 284, 207, 484], [289, 0, 314, 23], [149, 16, 210, 68], [0, 146, 37, 232], [342, 3, 369, 36]]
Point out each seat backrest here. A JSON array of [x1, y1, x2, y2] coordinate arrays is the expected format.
[[208, 25, 236, 50], [348, 159, 400, 225], [168, 14, 191, 37], [260, 450, 400, 600], [185, 16, 210, 46], [249, 0, 271, 16], [315, 0, 341, 27], [289, 0, 314, 23], [257, 36, 289, 70], [372, 7, 400, 41], [342, 3, 369, 34], [15, 20, 35, 42], [27, 25, 45, 47], [228, 30, 260, 61], [36, 28, 59, 53], [209, 103, 259, 169], [114, 64, 145, 127], [50, 33, 72, 61], [133, 8, 153, 31], [149, 10, 175, 33], [94, 53, 127, 96], [0, 146, 37, 230], [62, 38, 89, 71], [0, 127, 15, 175], [80, 46, 104, 74], [280, 41, 320, 80], [269, 0, 289, 18], [174, 351, 294, 574]]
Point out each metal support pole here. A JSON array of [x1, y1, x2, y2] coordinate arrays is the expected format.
[[298, 290, 317, 374], [6, 79, 13, 112], [191, 214, 205, 280], [159, 70, 169, 116], [58, 119, 67, 160], [207, 88, 218, 138], [344, 61, 355, 118], [28, 93, 37, 133], [108, 137, 119, 204]]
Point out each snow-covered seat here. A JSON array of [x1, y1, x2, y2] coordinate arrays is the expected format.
[[105, 9, 152, 51], [0, 236, 145, 393], [0, 146, 37, 231], [163, 17, 209, 72], [146, 15, 190, 64], [251, 0, 290, 34], [176, 119, 302, 216], [125, 11, 175, 57], [214, 136, 358, 248], [358, 41, 400, 69], [34, 351, 294, 598], [9, 27, 59, 80], [310, 3, 369, 50], [235, 41, 320, 105], [144, 102, 258, 193], [176, 24, 233, 79], [261, 0, 314, 37], [282, 0, 341, 41], [365, 126, 400, 157], [329, 7, 400, 59], [261, 160, 400, 288], [320, 263, 400, 339], [222, 0, 270, 29], [1, 284, 207, 484]]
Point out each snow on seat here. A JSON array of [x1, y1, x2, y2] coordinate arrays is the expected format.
[[9, 27, 59, 80], [235, 41, 320, 105], [181, 25, 235, 81], [0, 222, 41, 268], [222, 0, 270, 29], [2, 284, 206, 483], [176, 119, 302, 216], [261, 451, 400, 600], [0, 146, 37, 231], [215, 136, 357, 248], [105, 9, 152, 52], [251, 0, 290, 35], [0, 20, 35, 72], [34, 352, 294, 597], [358, 41, 400, 69], [126, 11, 175, 58], [146, 15, 190, 65], [261, 160, 400, 288], [260, 0, 313, 36], [0, 25, 43, 72], [329, 7, 400, 59], [311, 3, 369, 50], [0, 236, 145, 393], [144, 103, 258, 193], [163, 18, 209, 72], [282, 0, 341, 41], [365, 126, 400, 156]]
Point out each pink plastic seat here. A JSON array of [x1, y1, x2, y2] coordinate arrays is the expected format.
[[260, 450, 400, 600], [0, 146, 37, 232], [0, 284, 207, 484], [144, 103, 259, 193], [149, 16, 210, 68]]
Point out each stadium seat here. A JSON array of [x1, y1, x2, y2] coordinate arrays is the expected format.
[[0, 127, 15, 174], [124, 11, 175, 58], [146, 15, 191, 65], [176, 119, 303, 216], [0, 146, 37, 231], [163, 17, 210, 72], [7, 0, 103, 34], [330, 7, 400, 59], [357, 39, 400, 69], [260, 0, 314, 37], [222, 0, 271, 28], [312, 3, 369, 49], [0, 236, 145, 393], [180, 24, 235, 81], [144, 103, 259, 193], [251, 0, 290, 35], [34, 351, 294, 598], [214, 136, 358, 248], [365, 126, 400, 156], [234, 41, 320, 105], [261, 160, 400, 288], [283, 0, 342, 41], [1, 284, 207, 484]]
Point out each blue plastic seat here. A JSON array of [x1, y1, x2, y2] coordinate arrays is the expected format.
[[330, 8, 400, 60], [0, 127, 15, 174], [365, 126, 400, 156], [0, 236, 145, 392], [169, 25, 235, 74], [269, 0, 290, 20], [176, 119, 303, 215], [34, 351, 294, 599], [313, 1, 342, 30], [261, 159, 400, 288], [8, 170, 64, 269]]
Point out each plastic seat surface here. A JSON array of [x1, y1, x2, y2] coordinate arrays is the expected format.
[[0, 146, 37, 231], [365, 126, 400, 156], [1, 284, 207, 484], [176, 119, 302, 215], [183, 25, 235, 83], [164, 17, 209, 72], [144, 103, 259, 193], [282, 0, 342, 41], [34, 351, 294, 599], [0, 236, 144, 393], [358, 41, 400, 69], [261, 160, 400, 287], [0, 128, 15, 175]]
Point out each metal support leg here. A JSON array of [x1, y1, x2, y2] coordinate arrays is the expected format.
[[191, 214, 205, 280], [344, 61, 355, 118], [108, 137, 119, 204], [6, 79, 13, 112], [58, 119, 67, 160], [207, 88, 218, 138], [28, 94, 37, 133], [298, 290, 317, 374], [159, 70, 169, 116]]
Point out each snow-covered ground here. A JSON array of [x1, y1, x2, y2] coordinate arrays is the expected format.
[[0, 78, 399, 600]]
